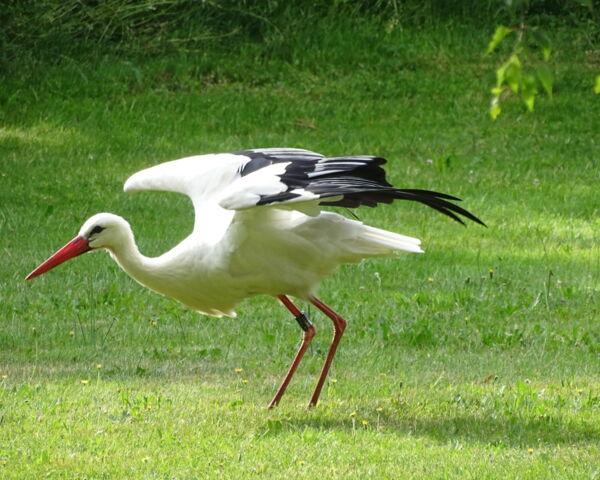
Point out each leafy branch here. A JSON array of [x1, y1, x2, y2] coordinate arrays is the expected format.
[[486, 23, 553, 119]]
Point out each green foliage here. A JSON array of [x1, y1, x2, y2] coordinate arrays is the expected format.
[[486, 0, 599, 118], [487, 24, 554, 119], [487, 25, 515, 54]]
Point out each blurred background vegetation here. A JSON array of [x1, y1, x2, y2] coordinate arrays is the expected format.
[[2, 0, 598, 72]]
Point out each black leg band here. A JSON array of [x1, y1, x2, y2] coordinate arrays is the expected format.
[[295, 312, 313, 332]]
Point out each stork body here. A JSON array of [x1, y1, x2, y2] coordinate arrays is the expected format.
[[26, 148, 484, 408], [92, 209, 421, 318]]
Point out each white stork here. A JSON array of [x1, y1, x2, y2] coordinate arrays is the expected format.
[[26, 148, 484, 408]]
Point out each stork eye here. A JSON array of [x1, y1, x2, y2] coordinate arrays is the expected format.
[[90, 226, 105, 236]]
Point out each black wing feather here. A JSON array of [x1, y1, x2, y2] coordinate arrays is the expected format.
[[232, 149, 485, 226]]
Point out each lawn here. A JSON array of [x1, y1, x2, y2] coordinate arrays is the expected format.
[[1, 7, 599, 479]]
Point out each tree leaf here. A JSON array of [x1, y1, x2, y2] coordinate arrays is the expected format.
[[531, 28, 551, 60], [522, 75, 538, 111], [496, 62, 507, 87], [486, 25, 513, 54], [505, 55, 522, 93], [496, 54, 520, 89], [536, 65, 553, 98], [594, 75, 600, 94], [490, 103, 502, 120], [523, 94, 535, 112]]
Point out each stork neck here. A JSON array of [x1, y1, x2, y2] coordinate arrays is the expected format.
[[108, 230, 154, 283]]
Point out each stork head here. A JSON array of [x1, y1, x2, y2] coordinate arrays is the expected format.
[[78, 213, 132, 250], [25, 213, 132, 281]]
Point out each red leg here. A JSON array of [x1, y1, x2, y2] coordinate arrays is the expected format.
[[307, 296, 347, 408], [268, 295, 316, 409]]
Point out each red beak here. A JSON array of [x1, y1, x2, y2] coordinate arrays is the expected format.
[[25, 236, 92, 281]]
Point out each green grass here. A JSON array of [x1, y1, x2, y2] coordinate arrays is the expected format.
[[1, 13, 599, 479]]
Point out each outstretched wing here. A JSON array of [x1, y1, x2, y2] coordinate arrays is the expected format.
[[221, 149, 485, 226], [123, 149, 325, 234], [124, 148, 485, 227]]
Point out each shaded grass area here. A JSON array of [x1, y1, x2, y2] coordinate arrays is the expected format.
[[1, 12, 599, 479]]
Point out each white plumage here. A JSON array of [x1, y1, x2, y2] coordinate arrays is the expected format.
[[118, 149, 423, 316], [26, 147, 483, 407]]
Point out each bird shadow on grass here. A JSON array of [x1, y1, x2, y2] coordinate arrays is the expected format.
[[260, 410, 600, 447]]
